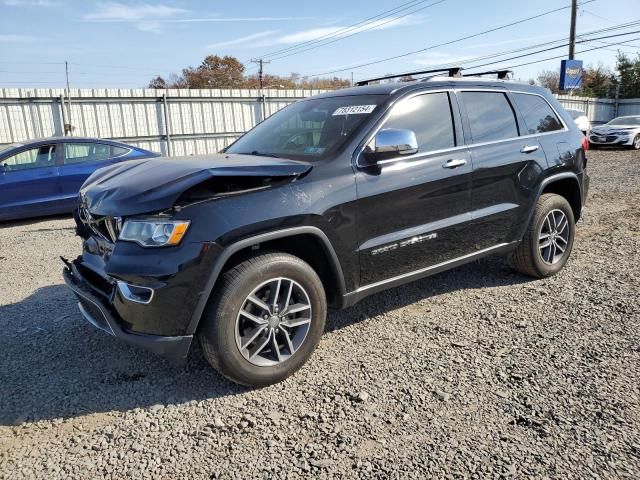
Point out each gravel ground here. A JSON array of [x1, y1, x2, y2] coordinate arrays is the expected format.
[[1, 149, 639, 479]]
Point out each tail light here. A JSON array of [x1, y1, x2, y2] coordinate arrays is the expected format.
[[582, 135, 589, 152]]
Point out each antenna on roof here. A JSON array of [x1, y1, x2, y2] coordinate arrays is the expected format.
[[356, 67, 463, 86]]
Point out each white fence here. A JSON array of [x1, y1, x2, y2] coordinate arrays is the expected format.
[[555, 95, 640, 126], [0, 88, 327, 154], [2, 88, 640, 154]]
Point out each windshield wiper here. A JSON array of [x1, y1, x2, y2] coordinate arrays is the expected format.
[[241, 150, 282, 159]]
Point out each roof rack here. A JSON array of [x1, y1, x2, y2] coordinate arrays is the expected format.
[[463, 69, 513, 80], [355, 67, 463, 86]]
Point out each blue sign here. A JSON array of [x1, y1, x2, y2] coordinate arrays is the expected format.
[[559, 59, 583, 90]]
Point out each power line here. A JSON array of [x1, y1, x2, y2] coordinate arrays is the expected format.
[[307, 0, 598, 77], [265, 0, 447, 62], [255, 0, 437, 60], [464, 35, 640, 74]]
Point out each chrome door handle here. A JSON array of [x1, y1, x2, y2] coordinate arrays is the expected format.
[[520, 145, 539, 154], [442, 159, 467, 169]]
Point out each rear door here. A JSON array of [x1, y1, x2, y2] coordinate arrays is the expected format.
[[355, 90, 475, 286], [0, 144, 61, 220], [456, 89, 548, 249], [58, 142, 128, 205]]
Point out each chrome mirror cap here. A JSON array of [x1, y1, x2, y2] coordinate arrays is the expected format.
[[363, 128, 418, 165]]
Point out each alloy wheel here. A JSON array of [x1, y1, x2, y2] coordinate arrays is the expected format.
[[538, 209, 570, 265], [235, 277, 312, 367]]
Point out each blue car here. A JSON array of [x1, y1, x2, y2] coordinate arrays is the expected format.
[[0, 137, 159, 222]]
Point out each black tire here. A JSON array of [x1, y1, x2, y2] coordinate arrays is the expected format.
[[510, 193, 575, 278], [198, 252, 326, 386], [632, 134, 640, 150]]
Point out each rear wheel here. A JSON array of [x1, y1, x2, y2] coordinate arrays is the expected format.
[[198, 252, 326, 386], [511, 193, 575, 278]]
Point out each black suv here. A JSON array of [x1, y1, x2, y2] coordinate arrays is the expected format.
[[64, 72, 590, 386]]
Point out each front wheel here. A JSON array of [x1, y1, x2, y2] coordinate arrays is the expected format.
[[510, 193, 576, 278], [198, 252, 326, 386], [632, 134, 640, 150]]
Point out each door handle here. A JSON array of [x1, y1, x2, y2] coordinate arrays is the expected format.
[[442, 159, 467, 169], [520, 145, 539, 154]]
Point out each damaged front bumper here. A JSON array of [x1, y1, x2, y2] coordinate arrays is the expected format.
[[63, 259, 193, 363]]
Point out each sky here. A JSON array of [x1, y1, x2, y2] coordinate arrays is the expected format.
[[0, 0, 638, 89]]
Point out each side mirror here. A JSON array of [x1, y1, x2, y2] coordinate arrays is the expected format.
[[362, 128, 418, 165]]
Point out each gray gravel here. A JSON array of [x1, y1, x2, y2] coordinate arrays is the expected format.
[[1, 149, 639, 479]]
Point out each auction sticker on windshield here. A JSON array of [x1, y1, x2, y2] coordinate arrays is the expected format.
[[332, 105, 377, 116]]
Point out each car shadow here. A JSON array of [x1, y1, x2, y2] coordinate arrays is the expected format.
[[0, 255, 530, 425]]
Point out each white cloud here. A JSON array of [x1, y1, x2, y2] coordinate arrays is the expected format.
[[0, 34, 37, 43], [2, 0, 62, 6], [170, 17, 318, 23], [84, 2, 189, 33], [84, 2, 187, 21], [277, 15, 420, 44], [206, 31, 279, 50]]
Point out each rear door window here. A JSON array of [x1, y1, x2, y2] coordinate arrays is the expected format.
[[512, 93, 564, 135], [460, 91, 519, 143], [2, 145, 56, 171], [63, 143, 112, 165]]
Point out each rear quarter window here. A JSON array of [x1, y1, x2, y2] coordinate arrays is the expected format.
[[512, 93, 564, 135]]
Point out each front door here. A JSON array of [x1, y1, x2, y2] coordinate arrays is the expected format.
[[355, 91, 475, 286], [0, 144, 61, 220]]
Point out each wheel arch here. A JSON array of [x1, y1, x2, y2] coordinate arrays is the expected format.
[[517, 172, 583, 242], [186, 226, 346, 335]]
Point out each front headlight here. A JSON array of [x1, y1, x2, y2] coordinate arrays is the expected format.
[[119, 219, 190, 247]]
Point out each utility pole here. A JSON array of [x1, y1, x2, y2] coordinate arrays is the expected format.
[[568, 0, 577, 60], [251, 58, 271, 89], [64, 61, 72, 135], [251, 58, 271, 121]]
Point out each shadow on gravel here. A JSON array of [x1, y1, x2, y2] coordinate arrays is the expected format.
[[0, 256, 530, 425], [0, 213, 73, 229]]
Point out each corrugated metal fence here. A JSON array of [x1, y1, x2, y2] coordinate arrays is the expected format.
[[555, 94, 640, 126], [2, 88, 640, 154], [0, 88, 327, 154]]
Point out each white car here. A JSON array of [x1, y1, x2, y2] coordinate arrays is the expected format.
[[566, 108, 590, 135], [589, 115, 640, 150]]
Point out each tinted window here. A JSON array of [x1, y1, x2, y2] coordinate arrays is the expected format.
[[379, 92, 455, 153], [64, 143, 112, 165], [513, 93, 563, 134], [2, 145, 56, 171], [461, 92, 518, 143], [226, 95, 385, 160], [111, 146, 130, 157]]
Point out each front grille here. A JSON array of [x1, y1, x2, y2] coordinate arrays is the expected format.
[[78, 206, 121, 243], [605, 135, 617, 142]]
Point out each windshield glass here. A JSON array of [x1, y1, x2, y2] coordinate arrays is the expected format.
[[567, 109, 584, 120], [226, 95, 386, 160], [607, 116, 640, 126]]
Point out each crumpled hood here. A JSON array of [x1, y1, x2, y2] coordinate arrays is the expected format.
[[80, 153, 312, 216]]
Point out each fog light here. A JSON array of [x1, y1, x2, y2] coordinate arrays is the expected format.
[[117, 281, 154, 304]]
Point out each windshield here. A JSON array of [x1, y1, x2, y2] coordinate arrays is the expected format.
[[607, 116, 640, 126], [567, 109, 584, 120], [226, 95, 386, 160]]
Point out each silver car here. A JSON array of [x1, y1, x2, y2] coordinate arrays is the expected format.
[[589, 116, 640, 149]]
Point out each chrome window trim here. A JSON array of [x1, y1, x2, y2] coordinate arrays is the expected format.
[[354, 88, 459, 169], [354, 87, 569, 169], [112, 146, 132, 158]]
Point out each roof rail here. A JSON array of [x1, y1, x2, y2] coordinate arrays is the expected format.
[[463, 69, 513, 80], [355, 67, 463, 86]]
